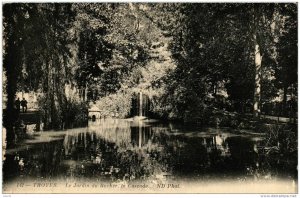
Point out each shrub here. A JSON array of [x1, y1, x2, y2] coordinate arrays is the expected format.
[[263, 124, 297, 155], [94, 91, 132, 118], [38, 94, 88, 130]]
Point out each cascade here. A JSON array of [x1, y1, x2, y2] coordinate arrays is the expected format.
[[139, 92, 143, 117]]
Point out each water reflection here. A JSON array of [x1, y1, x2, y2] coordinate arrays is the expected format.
[[3, 119, 297, 184]]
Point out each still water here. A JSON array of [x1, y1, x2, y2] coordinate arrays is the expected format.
[[3, 119, 297, 186]]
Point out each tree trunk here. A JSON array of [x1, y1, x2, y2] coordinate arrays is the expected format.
[[283, 84, 287, 117], [253, 33, 262, 117], [84, 84, 88, 101], [4, 42, 18, 147], [3, 19, 22, 148]]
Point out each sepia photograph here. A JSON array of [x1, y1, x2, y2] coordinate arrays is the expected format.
[[2, 2, 298, 194]]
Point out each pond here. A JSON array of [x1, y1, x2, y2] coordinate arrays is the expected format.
[[2, 118, 297, 193]]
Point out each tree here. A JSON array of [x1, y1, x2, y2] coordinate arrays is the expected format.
[[3, 4, 27, 146], [74, 4, 113, 100], [146, 3, 286, 119], [3, 3, 77, 131], [275, 4, 297, 116], [74, 3, 150, 102], [26, 4, 76, 129]]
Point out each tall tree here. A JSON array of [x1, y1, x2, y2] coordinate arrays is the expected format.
[[3, 4, 27, 146], [26, 4, 76, 129], [3, 3, 77, 131], [275, 4, 297, 115]]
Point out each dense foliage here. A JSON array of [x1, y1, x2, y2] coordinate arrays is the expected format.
[[3, 3, 297, 146]]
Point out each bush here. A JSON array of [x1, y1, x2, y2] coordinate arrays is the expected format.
[[94, 91, 132, 118], [38, 94, 88, 130], [63, 100, 88, 128], [263, 123, 297, 155]]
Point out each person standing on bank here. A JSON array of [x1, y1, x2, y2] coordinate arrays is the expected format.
[[15, 97, 21, 112], [21, 98, 28, 113]]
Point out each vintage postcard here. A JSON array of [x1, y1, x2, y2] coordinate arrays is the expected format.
[[2, 2, 298, 194]]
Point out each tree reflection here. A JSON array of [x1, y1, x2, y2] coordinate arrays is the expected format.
[[3, 119, 297, 183]]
